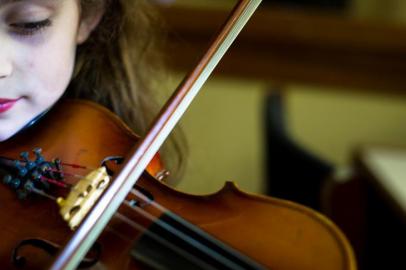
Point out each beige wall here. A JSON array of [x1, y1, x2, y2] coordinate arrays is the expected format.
[[166, 75, 267, 195], [352, 0, 406, 23], [162, 0, 406, 195], [287, 86, 406, 166], [168, 75, 406, 195]]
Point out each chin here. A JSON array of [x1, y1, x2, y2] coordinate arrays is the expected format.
[[0, 126, 20, 143]]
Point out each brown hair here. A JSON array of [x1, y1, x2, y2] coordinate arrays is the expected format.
[[67, 0, 185, 180]]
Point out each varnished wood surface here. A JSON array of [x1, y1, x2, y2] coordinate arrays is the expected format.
[[0, 100, 356, 269]]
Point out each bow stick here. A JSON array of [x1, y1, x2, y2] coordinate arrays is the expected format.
[[50, 0, 262, 269]]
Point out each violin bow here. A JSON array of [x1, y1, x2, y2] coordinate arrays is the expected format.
[[50, 0, 262, 269]]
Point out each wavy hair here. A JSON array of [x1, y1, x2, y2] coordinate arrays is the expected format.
[[67, 0, 185, 180]]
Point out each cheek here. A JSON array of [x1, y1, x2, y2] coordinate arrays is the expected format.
[[27, 30, 77, 104]]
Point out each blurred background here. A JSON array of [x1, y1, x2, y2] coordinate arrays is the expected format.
[[152, 0, 406, 269]]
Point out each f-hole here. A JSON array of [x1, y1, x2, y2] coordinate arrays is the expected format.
[[12, 238, 101, 269]]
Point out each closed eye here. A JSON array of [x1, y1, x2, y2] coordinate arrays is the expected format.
[[10, 19, 52, 36]]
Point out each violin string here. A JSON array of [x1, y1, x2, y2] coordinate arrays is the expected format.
[[29, 175, 206, 267], [113, 211, 218, 270], [30, 176, 203, 266], [32, 188, 210, 269], [41, 167, 93, 188], [29, 178, 242, 269], [2, 157, 247, 265], [60, 162, 89, 170], [116, 199, 245, 270], [41, 176, 71, 188], [46, 168, 84, 179], [128, 187, 165, 212], [32, 164, 243, 269], [32, 186, 58, 200], [48, 165, 236, 268]]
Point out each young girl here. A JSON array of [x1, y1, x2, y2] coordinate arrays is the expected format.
[[0, 0, 183, 177]]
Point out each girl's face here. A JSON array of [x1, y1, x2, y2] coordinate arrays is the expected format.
[[0, 0, 98, 141]]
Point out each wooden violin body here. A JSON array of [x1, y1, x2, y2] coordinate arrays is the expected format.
[[0, 100, 356, 269]]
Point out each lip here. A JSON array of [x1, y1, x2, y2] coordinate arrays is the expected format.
[[0, 98, 20, 113]]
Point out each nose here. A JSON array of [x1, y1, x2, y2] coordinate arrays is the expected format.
[[0, 34, 14, 79]]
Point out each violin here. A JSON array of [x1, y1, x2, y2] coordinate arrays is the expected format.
[[0, 0, 356, 269], [0, 99, 355, 270]]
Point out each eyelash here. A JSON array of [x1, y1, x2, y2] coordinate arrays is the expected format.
[[10, 19, 52, 36]]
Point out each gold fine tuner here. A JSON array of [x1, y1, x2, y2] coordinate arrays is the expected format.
[[57, 167, 110, 230]]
